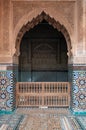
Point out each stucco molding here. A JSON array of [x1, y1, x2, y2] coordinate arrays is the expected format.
[[13, 7, 74, 54], [14, 11, 72, 61]]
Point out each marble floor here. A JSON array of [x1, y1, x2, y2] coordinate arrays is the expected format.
[[0, 108, 86, 130]]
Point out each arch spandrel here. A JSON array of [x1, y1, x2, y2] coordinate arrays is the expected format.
[[14, 10, 72, 64]]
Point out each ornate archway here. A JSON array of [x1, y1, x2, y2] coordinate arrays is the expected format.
[[15, 11, 72, 108], [14, 11, 72, 61]]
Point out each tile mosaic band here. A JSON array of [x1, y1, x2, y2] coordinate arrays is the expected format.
[[0, 64, 86, 115], [0, 64, 18, 113]]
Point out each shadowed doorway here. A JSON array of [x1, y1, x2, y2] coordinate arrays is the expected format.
[[16, 13, 71, 108], [19, 20, 68, 82]]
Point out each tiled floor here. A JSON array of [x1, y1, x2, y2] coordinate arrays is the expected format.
[[0, 108, 86, 130], [0, 114, 23, 130], [76, 117, 86, 130]]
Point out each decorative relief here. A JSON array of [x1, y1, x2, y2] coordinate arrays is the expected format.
[[77, 0, 83, 43], [19, 39, 68, 71], [3, 0, 10, 52], [13, 1, 75, 29], [72, 71, 86, 111], [15, 11, 72, 60], [32, 42, 57, 70], [0, 71, 16, 111], [13, 1, 33, 28]]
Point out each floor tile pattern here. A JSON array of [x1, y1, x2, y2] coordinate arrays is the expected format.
[[0, 109, 86, 130], [0, 113, 23, 130], [76, 116, 86, 130]]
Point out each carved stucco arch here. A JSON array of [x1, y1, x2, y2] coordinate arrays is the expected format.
[[14, 11, 72, 63]]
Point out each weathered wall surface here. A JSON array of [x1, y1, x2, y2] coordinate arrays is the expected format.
[[0, 0, 86, 63], [73, 0, 86, 63], [0, 0, 13, 64]]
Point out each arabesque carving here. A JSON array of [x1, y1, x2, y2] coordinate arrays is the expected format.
[[15, 11, 72, 60]]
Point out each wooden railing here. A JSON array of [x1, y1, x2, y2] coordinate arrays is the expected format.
[[16, 82, 70, 107]]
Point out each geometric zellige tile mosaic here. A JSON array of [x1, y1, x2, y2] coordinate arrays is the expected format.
[[0, 71, 16, 112], [72, 71, 86, 112]]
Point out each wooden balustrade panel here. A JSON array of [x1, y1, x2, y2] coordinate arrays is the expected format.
[[16, 82, 70, 107]]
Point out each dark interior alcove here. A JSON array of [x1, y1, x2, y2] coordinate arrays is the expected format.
[[19, 20, 68, 82]]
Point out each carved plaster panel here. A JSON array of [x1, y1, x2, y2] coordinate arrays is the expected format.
[[15, 11, 72, 61], [12, 1, 75, 30], [3, 0, 10, 52]]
